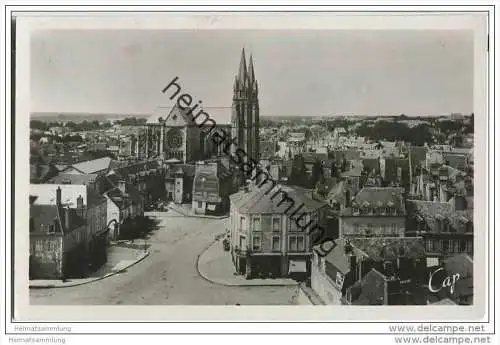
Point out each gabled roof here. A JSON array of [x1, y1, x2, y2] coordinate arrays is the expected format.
[[148, 104, 193, 126], [148, 105, 232, 126], [65, 157, 112, 174], [348, 269, 387, 305]]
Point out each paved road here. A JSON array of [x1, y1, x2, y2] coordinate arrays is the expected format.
[[30, 214, 299, 305]]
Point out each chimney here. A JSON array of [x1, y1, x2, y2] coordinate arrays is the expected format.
[[56, 187, 62, 206], [117, 180, 126, 194], [76, 195, 85, 217], [64, 207, 71, 231]]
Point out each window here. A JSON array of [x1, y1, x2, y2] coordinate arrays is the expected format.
[[48, 225, 55, 234], [198, 201, 203, 208], [459, 240, 467, 252], [29, 217, 34, 233], [239, 217, 245, 231], [239, 235, 246, 249], [252, 235, 261, 251], [272, 217, 281, 232], [297, 236, 305, 251], [442, 239, 449, 253], [366, 223, 373, 236], [289, 236, 298, 252], [380, 224, 386, 234], [354, 223, 360, 234], [426, 239, 433, 252], [352, 207, 359, 215], [391, 224, 397, 236], [465, 240, 473, 254], [252, 217, 261, 232], [272, 236, 280, 251]]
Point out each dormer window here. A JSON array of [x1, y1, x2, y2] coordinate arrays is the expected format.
[[352, 205, 359, 215]]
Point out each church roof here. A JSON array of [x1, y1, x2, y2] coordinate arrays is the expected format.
[[147, 106, 232, 126]]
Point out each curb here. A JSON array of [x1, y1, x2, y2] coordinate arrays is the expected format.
[[29, 251, 150, 289], [195, 239, 299, 288]]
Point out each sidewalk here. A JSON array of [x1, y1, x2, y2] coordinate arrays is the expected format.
[[29, 242, 149, 289], [197, 239, 299, 287], [166, 202, 229, 219]]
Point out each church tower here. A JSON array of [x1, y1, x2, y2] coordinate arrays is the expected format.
[[231, 48, 260, 167]]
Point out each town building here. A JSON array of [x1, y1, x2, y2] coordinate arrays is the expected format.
[[229, 181, 329, 279], [30, 187, 89, 279], [191, 161, 233, 215], [30, 182, 108, 272], [405, 198, 473, 259], [338, 187, 407, 239]]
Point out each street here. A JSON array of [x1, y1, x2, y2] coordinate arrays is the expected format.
[[30, 214, 299, 305]]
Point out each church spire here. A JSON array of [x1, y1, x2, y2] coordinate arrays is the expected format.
[[248, 53, 255, 84], [237, 47, 247, 84]]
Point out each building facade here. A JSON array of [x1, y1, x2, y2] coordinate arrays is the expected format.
[[229, 182, 328, 279], [339, 187, 407, 239]]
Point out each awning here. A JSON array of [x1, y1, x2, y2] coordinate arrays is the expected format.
[[427, 257, 440, 268], [288, 260, 307, 273]]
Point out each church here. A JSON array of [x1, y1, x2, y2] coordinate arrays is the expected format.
[[140, 48, 260, 214], [141, 48, 260, 166]]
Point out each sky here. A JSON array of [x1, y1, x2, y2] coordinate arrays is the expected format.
[[30, 29, 474, 119]]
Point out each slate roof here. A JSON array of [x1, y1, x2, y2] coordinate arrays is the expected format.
[[348, 269, 387, 305], [67, 157, 113, 174], [320, 239, 368, 276], [30, 205, 62, 234], [30, 204, 85, 234], [352, 187, 405, 213], [350, 237, 426, 261], [405, 200, 473, 233], [235, 182, 327, 215], [48, 173, 98, 185]]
